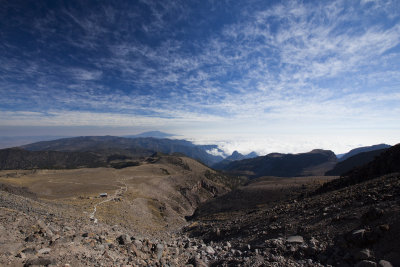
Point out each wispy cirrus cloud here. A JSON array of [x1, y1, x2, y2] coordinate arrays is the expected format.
[[0, 0, 399, 153]]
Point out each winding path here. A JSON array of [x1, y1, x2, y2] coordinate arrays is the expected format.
[[89, 179, 128, 224]]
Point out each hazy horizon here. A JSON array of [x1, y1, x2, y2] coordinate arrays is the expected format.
[[0, 128, 397, 156], [1, 0, 399, 155]]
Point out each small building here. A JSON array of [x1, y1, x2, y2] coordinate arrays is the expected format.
[[99, 193, 108, 198]]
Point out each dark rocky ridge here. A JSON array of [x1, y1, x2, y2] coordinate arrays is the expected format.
[[318, 143, 400, 193], [220, 149, 337, 178], [326, 148, 388, 176]]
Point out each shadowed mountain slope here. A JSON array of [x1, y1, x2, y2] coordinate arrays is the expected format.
[[318, 143, 400, 193], [220, 149, 337, 178], [326, 148, 388, 176]]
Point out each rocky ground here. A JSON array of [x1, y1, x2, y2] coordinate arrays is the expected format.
[[0, 188, 217, 266], [0, 167, 399, 266], [186, 173, 400, 267]]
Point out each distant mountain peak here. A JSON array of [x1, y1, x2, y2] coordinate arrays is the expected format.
[[246, 152, 258, 158], [123, 131, 177, 139]]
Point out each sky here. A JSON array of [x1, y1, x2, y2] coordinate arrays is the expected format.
[[0, 0, 399, 155]]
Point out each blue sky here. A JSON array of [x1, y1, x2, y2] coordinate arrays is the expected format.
[[1, 0, 399, 154]]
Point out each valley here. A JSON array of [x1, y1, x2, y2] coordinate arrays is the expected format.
[[0, 139, 398, 266]]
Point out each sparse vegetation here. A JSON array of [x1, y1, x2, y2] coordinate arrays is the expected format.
[[204, 170, 247, 189]]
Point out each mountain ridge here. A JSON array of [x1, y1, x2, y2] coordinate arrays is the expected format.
[[326, 148, 389, 176], [219, 149, 337, 178], [20, 136, 224, 166], [318, 143, 400, 193], [338, 143, 391, 162], [212, 150, 258, 170]]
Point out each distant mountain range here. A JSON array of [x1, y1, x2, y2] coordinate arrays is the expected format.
[[0, 131, 176, 149], [212, 151, 258, 170], [0, 134, 396, 178], [218, 149, 337, 178]]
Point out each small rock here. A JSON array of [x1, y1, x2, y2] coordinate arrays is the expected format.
[[38, 248, 51, 255], [351, 229, 367, 245], [235, 250, 242, 256], [286, 235, 304, 244], [133, 239, 142, 249], [156, 243, 164, 260], [379, 224, 390, 232], [362, 207, 384, 222], [21, 248, 36, 255], [205, 246, 215, 254], [355, 249, 372, 260], [16, 252, 26, 259], [188, 257, 208, 267], [24, 235, 36, 242], [116, 234, 131, 245], [355, 260, 377, 267], [24, 257, 55, 266], [378, 260, 393, 267]]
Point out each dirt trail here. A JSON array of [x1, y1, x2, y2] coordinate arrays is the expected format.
[[89, 179, 128, 224]]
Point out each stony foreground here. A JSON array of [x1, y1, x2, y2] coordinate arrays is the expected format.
[[186, 174, 400, 267]]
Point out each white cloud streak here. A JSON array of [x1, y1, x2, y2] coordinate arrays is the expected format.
[[1, 0, 399, 153]]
